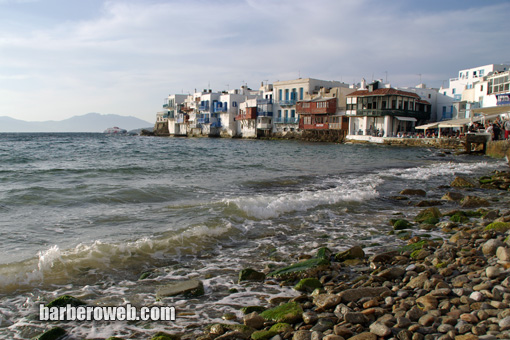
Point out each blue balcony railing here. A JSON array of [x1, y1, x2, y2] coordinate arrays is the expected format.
[[257, 111, 273, 117], [199, 104, 210, 111], [197, 118, 210, 124], [163, 103, 169, 108], [279, 99, 296, 106], [274, 117, 298, 124]]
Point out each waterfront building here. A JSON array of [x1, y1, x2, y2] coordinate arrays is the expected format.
[[346, 80, 431, 139], [216, 90, 245, 137], [161, 94, 188, 136], [272, 78, 349, 135], [439, 64, 510, 120], [297, 86, 356, 132], [397, 84, 453, 122]]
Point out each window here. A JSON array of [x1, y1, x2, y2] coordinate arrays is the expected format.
[[291, 110, 295, 118], [299, 88, 304, 100], [428, 94, 431, 99], [480, 85, 483, 91], [233, 101, 237, 107], [278, 110, 282, 118], [279, 89, 282, 101], [285, 89, 289, 101], [452, 89, 456, 94], [479, 69, 484, 77]]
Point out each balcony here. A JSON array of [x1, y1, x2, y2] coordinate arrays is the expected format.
[[197, 117, 210, 124], [198, 103, 210, 111], [257, 111, 273, 117], [163, 103, 169, 108], [352, 109, 426, 119], [279, 99, 296, 106], [235, 107, 257, 120], [274, 117, 299, 124]]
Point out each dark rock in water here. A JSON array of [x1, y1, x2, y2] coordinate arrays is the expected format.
[[156, 279, 205, 298], [335, 245, 365, 261], [415, 200, 443, 207], [441, 192, 464, 201], [46, 295, 85, 308], [415, 207, 442, 223], [391, 219, 412, 230], [268, 248, 330, 278], [400, 189, 427, 196], [389, 195, 409, 200], [238, 268, 266, 283], [150, 332, 180, 340], [450, 176, 476, 188], [460, 195, 490, 208], [32, 327, 66, 340], [241, 306, 266, 314]]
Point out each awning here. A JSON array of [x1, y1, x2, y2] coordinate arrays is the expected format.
[[395, 116, 417, 122], [415, 122, 439, 130], [472, 105, 510, 116], [437, 118, 472, 128]]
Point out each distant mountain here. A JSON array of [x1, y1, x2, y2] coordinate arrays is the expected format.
[[0, 113, 153, 133]]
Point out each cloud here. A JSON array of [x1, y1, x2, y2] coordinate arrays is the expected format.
[[0, 0, 509, 122]]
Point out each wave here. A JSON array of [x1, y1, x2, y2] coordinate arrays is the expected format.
[[0, 221, 237, 294], [227, 175, 383, 219]]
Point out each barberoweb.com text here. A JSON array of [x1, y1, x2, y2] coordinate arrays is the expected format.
[[39, 304, 176, 321]]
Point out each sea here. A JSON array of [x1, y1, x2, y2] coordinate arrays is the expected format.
[[0, 133, 507, 339]]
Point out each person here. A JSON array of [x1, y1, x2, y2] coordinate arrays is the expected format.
[[486, 123, 494, 140], [493, 120, 501, 140], [505, 119, 510, 140]]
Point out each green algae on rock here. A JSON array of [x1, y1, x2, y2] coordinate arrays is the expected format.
[[238, 268, 266, 283], [414, 207, 442, 223], [32, 327, 66, 340], [485, 222, 510, 232], [46, 295, 85, 308], [294, 278, 322, 292], [268, 247, 330, 278], [260, 302, 303, 323]]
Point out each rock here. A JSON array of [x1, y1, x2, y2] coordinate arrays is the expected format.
[[260, 302, 303, 323], [345, 332, 377, 340], [469, 291, 484, 302], [311, 318, 335, 332], [415, 207, 442, 223], [416, 200, 443, 207], [156, 279, 205, 298], [496, 247, 510, 262], [460, 313, 479, 323], [400, 189, 427, 196], [335, 246, 365, 261], [460, 196, 490, 208], [377, 267, 405, 280], [344, 312, 369, 325], [32, 327, 67, 340], [369, 251, 398, 264], [416, 295, 438, 311], [418, 313, 436, 326], [484, 222, 510, 232], [405, 272, 429, 289], [486, 266, 501, 279], [243, 312, 265, 329], [313, 294, 342, 309], [338, 287, 391, 303], [302, 311, 318, 324], [392, 219, 412, 230], [238, 268, 266, 283], [323, 335, 345, 340], [500, 316, 510, 330], [294, 278, 322, 292], [46, 295, 86, 308], [406, 305, 425, 321], [369, 322, 391, 337], [442, 192, 464, 201], [292, 330, 311, 340], [482, 239, 505, 256], [450, 176, 476, 188]]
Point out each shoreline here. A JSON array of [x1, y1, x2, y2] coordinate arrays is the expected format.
[[30, 161, 510, 340]]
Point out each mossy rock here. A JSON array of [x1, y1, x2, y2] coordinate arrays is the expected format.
[[32, 327, 66, 340], [260, 302, 303, 323], [398, 240, 427, 253], [269, 323, 293, 333], [238, 268, 266, 283], [422, 217, 440, 225], [150, 331, 180, 340], [156, 279, 205, 298], [294, 278, 322, 292], [251, 330, 278, 340], [479, 176, 494, 184], [392, 219, 412, 230], [415, 207, 441, 223], [450, 214, 469, 223], [485, 222, 510, 232], [241, 306, 266, 314], [46, 295, 85, 308], [268, 248, 330, 278]]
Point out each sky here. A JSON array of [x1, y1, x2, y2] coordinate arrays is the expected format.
[[1, 0, 509, 123]]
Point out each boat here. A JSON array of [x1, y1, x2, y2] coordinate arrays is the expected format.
[[103, 127, 127, 134]]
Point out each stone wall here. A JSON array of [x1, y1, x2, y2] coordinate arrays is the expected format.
[[486, 140, 510, 161], [153, 121, 169, 136]]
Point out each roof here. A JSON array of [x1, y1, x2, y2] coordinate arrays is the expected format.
[[298, 97, 337, 103], [347, 88, 421, 99]]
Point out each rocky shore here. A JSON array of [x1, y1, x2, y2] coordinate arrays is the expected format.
[[33, 169, 510, 340]]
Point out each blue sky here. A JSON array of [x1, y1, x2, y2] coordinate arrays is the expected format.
[[1, 0, 509, 123]]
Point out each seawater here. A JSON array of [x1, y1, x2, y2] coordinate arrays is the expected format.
[[0, 133, 506, 339]]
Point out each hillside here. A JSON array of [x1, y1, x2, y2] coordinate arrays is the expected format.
[[0, 113, 153, 133]]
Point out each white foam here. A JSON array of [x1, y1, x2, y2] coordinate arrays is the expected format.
[[384, 161, 500, 181], [228, 175, 382, 219]]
